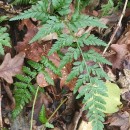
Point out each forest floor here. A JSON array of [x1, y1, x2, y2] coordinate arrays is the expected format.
[[0, 0, 130, 130]]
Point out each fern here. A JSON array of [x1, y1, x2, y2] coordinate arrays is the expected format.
[[11, 0, 112, 129], [30, 16, 64, 42], [39, 104, 54, 128], [101, 0, 114, 16], [0, 26, 11, 55], [13, 56, 60, 118], [10, 0, 49, 21], [52, 0, 72, 16]]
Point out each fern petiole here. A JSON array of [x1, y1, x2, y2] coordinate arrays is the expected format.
[[30, 86, 40, 130]]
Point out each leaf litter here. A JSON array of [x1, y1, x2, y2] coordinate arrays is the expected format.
[[1, 1, 130, 130]]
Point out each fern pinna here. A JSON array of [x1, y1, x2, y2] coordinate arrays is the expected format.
[[0, 26, 11, 55], [13, 56, 60, 118], [11, 0, 111, 129]]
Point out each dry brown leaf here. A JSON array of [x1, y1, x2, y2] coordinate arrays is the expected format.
[[36, 73, 48, 87], [16, 19, 52, 62], [109, 112, 130, 130], [108, 44, 129, 69], [0, 52, 25, 83]]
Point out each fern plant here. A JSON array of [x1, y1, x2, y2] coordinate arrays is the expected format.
[[13, 56, 61, 118], [10, 0, 112, 130]]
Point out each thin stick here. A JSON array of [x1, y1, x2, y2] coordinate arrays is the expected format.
[[48, 97, 68, 122], [103, 0, 128, 55], [30, 86, 40, 130], [41, 97, 68, 130]]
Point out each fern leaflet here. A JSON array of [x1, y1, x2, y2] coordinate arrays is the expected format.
[[0, 27, 11, 55]]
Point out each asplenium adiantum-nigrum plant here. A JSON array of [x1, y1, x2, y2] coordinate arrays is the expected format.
[[10, 0, 112, 130]]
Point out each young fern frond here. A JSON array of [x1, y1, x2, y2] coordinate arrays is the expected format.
[[0, 27, 11, 55], [13, 56, 61, 118]]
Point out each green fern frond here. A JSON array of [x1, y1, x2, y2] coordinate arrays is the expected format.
[[10, 0, 112, 129], [68, 14, 107, 32], [48, 34, 74, 55], [0, 27, 11, 55], [15, 74, 32, 83], [52, 0, 72, 16], [83, 34, 107, 46], [41, 56, 61, 76], [30, 16, 64, 43], [22, 66, 37, 78], [13, 56, 60, 118], [0, 16, 8, 23], [27, 60, 43, 71], [84, 50, 112, 65], [101, 0, 114, 16], [59, 47, 80, 68], [12, 81, 36, 118], [39, 105, 48, 124], [42, 70, 54, 86], [10, 0, 49, 21]]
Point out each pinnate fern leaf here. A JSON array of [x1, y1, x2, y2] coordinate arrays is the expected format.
[[10, 0, 49, 21], [48, 34, 74, 55], [68, 14, 107, 32], [13, 56, 60, 118], [30, 16, 64, 43], [59, 47, 80, 68], [41, 56, 61, 76], [52, 0, 72, 16]]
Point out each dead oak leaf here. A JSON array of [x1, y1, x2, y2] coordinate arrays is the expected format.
[[0, 52, 25, 84], [108, 44, 129, 69]]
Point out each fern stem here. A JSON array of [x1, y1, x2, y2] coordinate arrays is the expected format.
[[30, 86, 40, 130]]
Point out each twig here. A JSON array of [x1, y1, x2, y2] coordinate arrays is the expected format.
[[48, 97, 68, 122], [42, 97, 68, 130], [73, 103, 86, 130], [103, 0, 129, 55], [0, 81, 3, 128], [30, 86, 40, 130]]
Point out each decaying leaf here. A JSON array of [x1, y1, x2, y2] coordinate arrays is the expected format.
[[0, 52, 25, 83], [101, 81, 122, 113], [16, 19, 52, 62], [109, 111, 130, 130], [78, 120, 92, 130], [107, 24, 130, 70], [36, 73, 48, 87], [110, 44, 128, 69]]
